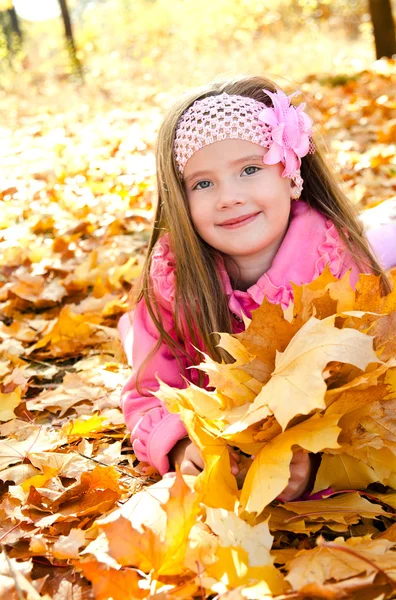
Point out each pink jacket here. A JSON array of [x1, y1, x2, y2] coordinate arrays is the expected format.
[[119, 201, 366, 474]]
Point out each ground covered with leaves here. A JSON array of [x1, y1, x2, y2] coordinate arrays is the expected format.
[[0, 58, 396, 599]]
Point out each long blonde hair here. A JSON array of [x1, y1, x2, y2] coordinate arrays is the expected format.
[[132, 75, 390, 382]]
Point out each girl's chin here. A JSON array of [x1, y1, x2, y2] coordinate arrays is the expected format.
[[220, 238, 272, 254]]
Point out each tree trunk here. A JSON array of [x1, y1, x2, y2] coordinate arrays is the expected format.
[[8, 7, 22, 41], [0, 7, 22, 63], [58, 0, 84, 80], [0, 10, 12, 62], [368, 0, 396, 59], [58, 0, 75, 50]]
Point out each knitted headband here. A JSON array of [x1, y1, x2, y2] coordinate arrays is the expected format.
[[174, 88, 315, 197]]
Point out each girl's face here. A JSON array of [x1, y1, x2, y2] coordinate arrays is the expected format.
[[184, 139, 292, 280]]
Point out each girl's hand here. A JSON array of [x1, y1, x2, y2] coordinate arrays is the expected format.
[[168, 438, 204, 475], [277, 450, 312, 501], [168, 440, 240, 477]]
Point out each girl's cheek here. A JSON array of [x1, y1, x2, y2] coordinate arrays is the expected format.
[[193, 200, 213, 217]]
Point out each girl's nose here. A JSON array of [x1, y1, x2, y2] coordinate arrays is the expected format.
[[216, 185, 246, 210]]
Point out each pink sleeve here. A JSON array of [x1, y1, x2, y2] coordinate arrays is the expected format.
[[119, 298, 188, 475], [336, 221, 396, 284], [366, 222, 396, 271]]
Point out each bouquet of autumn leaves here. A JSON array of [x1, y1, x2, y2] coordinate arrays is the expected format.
[[153, 267, 396, 594], [87, 268, 396, 600], [158, 267, 396, 513]]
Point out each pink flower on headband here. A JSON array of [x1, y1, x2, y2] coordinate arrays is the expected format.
[[258, 88, 313, 179]]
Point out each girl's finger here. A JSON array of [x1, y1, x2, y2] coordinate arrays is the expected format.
[[186, 447, 204, 469], [291, 450, 305, 463], [229, 451, 240, 475], [231, 464, 239, 475], [180, 460, 201, 476]]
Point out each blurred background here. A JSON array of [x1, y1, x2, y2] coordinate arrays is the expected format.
[[1, 0, 395, 294], [0, 0, 395, 293], [1, 0, 395, 113]]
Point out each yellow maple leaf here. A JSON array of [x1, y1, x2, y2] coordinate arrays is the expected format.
[[339, 396, 396, 452], [354, 272, 396, 314], [53, 528, 86, 559], [346, 445, 396, 489], [290, 266, 356, 322], [230, 314, 378, 432], [385, 367, 396, 393], [0, 425, 67, 471], [203, 545, 286, 596], [205, 508, 274, 567], [157, 380, 265, 459], [0, 386, 22, 422], [101, 469, 200, 577], [281, 492, 389, 525], [63, 414, 107, 437], [325, 360, 393, 413], [263, 503, 317, 535], [29, 537, 48, 555], [313, 453, 379, 492], [285, 535, 396, 591], [217, 332, 255, 365], [21, 466, 59, 492], [79, 561, 145, 600], [179, 404, 239, 510], [231, 298, 301, 383], [240, 413, 341, 514], [368, 312, 396, 360], [80, 464, 122, 493], [27, 306, 102, 356], [197, 349, 261, 404], [157, 379, 250, 423]]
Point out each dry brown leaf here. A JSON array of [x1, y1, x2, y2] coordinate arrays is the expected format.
[[285, 536, 396, 591]]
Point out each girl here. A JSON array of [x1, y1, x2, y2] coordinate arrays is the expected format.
[[119, 75, 395, 501]]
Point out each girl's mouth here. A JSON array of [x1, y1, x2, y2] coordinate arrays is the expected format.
[[217, 212, 260, 229]]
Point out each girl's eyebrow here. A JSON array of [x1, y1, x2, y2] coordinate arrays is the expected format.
[[230, 154, 264, 166], [184, 170, 211, 184], [184, 154, 264, 184]]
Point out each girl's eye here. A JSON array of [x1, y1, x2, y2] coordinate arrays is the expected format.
[[243, 166, 260, 176], [193, 180, 212, 190]]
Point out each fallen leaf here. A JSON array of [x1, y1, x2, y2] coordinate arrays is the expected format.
[[0, 387, 22, 422], [21, 466, 59, 492], [286, 535, 396, 591], [79, 561, 145, 600], [53, 528, 86, 559], [205, 508, 274, 567], [313, 453, 379, 492], [240, 413, 341, 514], [63, 414, 108, 437], [101, 470, 200, 576]]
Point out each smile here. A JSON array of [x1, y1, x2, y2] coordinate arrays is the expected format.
[[217, 212, 261, 229]]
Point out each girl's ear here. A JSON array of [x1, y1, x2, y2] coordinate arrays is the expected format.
[[290, 181, 301, 200]]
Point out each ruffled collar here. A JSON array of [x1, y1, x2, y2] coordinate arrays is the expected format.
[[217, 201, 348, 319]]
